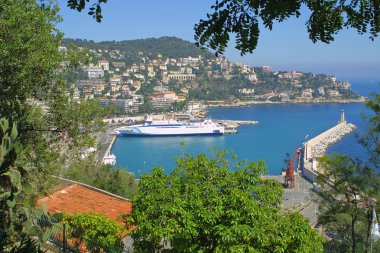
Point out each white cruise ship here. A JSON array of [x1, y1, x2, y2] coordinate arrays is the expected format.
[[115, 117, 224, 137]]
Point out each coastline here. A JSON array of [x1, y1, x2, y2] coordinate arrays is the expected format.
[[203, 97, 366, 109]]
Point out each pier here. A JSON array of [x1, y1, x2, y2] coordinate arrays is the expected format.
[[302, 110, 356, 182], [217, 119, 259, 134]]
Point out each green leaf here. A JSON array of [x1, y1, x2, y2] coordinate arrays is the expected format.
[[51, 212, 64, 222]]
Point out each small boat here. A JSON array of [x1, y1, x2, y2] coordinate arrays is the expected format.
[[103, 153, 116, 165]]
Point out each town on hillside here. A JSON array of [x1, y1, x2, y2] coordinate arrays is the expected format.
[[61, 37, 361, 116]]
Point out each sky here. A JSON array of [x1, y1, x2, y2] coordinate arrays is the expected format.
[[57, 0, 380, 81]]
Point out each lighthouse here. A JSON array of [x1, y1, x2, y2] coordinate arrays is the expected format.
[[340, 110, 346, 124]]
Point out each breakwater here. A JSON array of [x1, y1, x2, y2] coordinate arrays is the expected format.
[[302, 111, 356, 181]]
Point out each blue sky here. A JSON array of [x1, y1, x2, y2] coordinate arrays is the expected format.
[[57, 0, 380, 81]]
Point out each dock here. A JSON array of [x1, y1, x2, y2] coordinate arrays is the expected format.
[[217, 120, 259, 134], [97, 132, 117, 162]]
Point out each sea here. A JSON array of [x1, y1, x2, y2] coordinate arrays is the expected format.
[[112, 80, 380, 178]]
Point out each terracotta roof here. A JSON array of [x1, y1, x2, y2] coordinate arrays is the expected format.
[[37, 183, 132, 222], [162, 91, 176, 94]]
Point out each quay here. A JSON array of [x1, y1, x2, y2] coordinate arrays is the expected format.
[[97, 131, 117, 162], [302, 110, 356, 182]]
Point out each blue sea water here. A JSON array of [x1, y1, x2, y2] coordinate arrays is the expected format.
[[112, 80, 379, 178]]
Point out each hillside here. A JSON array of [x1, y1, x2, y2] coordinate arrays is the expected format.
[[63, 37, 214, 60], [62, 37, 361, 115]]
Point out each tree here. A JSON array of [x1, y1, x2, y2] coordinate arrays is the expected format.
[[0, 119, 63, 253], [0, 0, 108, 201], [126, 150, 323, 252], [360, 92, 380, 168], [317, 154, 380, 253], [65, 212, 124, 253], [63, 157, 138, 199], [67, 0, 380, 55]]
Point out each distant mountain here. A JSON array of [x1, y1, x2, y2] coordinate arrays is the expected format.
[[63, 36, 214, 60]]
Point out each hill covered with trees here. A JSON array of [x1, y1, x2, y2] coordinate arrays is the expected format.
[[64, 36, 214, 61]]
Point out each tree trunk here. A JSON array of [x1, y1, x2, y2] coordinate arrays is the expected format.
[[352, 214, 357, 253]]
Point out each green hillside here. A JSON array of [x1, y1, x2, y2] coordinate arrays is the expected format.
[[63, 36, 214, 59]]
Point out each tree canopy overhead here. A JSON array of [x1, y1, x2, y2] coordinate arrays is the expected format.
[[66, 0, 380, 55]]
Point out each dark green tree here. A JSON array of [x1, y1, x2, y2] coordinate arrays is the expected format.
[[65, 212, 124, 252], [127, 150, 323, 252], [0, 0, 108, 200], [317, 154, 380, 253]]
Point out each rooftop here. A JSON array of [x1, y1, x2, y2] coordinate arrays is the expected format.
[[37, 179, 132, 222]]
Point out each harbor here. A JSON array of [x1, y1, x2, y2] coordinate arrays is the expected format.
[[107, 103, 365, 178]]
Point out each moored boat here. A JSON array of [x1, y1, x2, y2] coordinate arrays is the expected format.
[[115, 117, 224, 137]]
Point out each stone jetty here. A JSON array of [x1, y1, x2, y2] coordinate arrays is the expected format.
[[302, 110, 356, 181]]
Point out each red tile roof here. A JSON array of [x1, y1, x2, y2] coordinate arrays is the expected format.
[[37, 183, 132, 222]]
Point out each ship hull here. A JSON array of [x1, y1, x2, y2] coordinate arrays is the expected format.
[[116, 120, 224, 137], [118, 132, 224, 137]]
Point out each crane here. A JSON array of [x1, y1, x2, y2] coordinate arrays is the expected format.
[[284, 148, 300, 189]]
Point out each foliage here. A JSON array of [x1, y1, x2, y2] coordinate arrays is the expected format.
[[67, 0, 108, 22], [194, 0, 380, 55], [60, 43, 92, 84], [127, 150, 323, 252], [65, 212, 124, 253], [360, 91, 380, 168], [0, 0, 61, 118], [0, 119, 62, 253], [317, 154, 380, 253], [63, 37, 214, 60], [63, 157, 137, 199], [0, 0, 108, 201], [0, 118, 25, 252]]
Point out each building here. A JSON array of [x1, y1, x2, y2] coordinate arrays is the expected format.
[[149, 91, 179, 110], [340, 81, 351, 90], [318, 87, 325, 96], [97, 60, 109, 71], [278, 71, 304, 79], [327, 89, 341, 97], [247, 73, 258, 82], [238, 88, 255, 94], [163, 71, 196, 84], [301, 89, 313, 98], [87, 67, 104, 79], [262, 66, 273, 73], [112, 62, 126, 69], [153, 85, 169, 92]]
